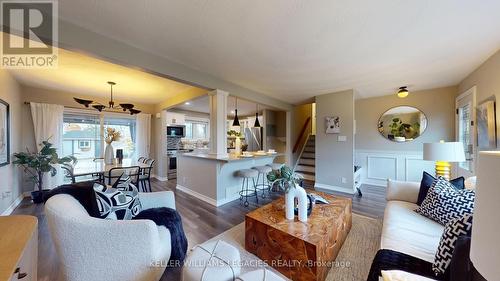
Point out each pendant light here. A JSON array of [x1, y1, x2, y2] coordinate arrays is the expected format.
[[74, 81, 141, 115], [232, 97, 240, 126], [254, 103, 261, 128], [397, 86, 409, 98]]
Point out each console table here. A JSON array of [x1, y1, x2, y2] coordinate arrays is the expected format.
[[0, 215, 38, 281], [245, 192, 352, 281]]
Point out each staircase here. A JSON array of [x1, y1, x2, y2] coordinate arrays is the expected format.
[[295, 135, 315, 181]]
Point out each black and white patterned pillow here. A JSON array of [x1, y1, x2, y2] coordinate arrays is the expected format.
[[93, 183, 142, 220], [416, 177, 475, 225], [112, 174, 139, 192], [433, 214, 473, 275]]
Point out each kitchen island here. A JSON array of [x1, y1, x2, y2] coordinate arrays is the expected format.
[[176, 152, 282, 206]]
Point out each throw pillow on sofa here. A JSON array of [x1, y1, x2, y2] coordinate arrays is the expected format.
[[94, 183, 142, 220], [416, 177, 474, 225], [417, 171, 465, 206], [433, 214, 473, 275]]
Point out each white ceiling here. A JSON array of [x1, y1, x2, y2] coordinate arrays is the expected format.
[[174, 95, 272, 117], [58, 1, 500, 104]]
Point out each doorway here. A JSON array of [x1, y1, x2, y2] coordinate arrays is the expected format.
[[455, 87, 476, 178]]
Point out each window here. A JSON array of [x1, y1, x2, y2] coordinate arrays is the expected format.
[[78, 140, 91, 149], [184, 119, 209, 140], [458, 102, 473, 171], [63, 110, 137, 161], [63, 112, 101, 163], [104, 115, 136, 159]]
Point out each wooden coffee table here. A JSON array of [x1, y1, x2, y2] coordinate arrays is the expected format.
[[245, 192, 352, 281]]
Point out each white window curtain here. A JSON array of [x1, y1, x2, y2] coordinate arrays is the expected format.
[[30, 102, 64, 189], [135, 113, 151, 160]]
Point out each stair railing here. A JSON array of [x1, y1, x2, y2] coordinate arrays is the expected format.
[[294, 133, 312, 172], [293, 117, 311, 153]]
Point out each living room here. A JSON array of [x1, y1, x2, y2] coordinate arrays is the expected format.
[[1, 1, 499, 281]]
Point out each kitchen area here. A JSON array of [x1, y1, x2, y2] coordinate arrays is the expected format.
[[162, 91, 289, 206]]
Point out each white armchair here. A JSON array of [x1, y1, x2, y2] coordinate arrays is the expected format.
[[45, 191, 176, 281]]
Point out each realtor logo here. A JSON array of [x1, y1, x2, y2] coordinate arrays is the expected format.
[[1, 0, 58, 68]]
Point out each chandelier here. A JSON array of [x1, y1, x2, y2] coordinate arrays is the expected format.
[[73, 81, 141, 115]]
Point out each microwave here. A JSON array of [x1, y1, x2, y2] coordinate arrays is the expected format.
[[167, 125, 186, 137]]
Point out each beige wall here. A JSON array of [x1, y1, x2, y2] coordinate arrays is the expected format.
[[0, 70, 23, 214], [315, 90, 355, 193], [459, 49, 500, 149], [355, 86, 457, 151], [291, 104, 313, 166]]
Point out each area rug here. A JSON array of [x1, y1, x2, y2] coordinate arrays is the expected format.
[[200, 213, 382, 281]]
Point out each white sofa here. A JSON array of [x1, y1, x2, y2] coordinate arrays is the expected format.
[[381, 180, 444, 263], [45, 191, 176, 281]]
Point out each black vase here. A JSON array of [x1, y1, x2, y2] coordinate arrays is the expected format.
[[294, 194, 314, 217]]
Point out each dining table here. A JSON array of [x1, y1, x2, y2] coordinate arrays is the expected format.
[[72, 159, 151, 177]]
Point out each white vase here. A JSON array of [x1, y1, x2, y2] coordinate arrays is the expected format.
[[285, 184, 308, 222], [104, 143, 114, 164]]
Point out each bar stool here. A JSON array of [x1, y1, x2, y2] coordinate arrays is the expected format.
[[252, 165, 273, 198], [237, 169, 259, 207]]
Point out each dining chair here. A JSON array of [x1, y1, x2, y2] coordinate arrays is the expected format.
[[61, 164, 76, 184], [92, 157, 105, 182], [104, 166, 141, 188], [138, 156, 145, 163], [138, 159, 155, 192], [62, 161, 100, 184]]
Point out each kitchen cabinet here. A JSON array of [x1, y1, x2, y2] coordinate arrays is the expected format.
[[166, 112, 185, 125], [0, 216, 38, 281]]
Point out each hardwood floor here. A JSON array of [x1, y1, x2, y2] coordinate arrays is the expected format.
[[11, 178, 385, 281]]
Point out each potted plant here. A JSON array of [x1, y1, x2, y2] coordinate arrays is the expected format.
[[13, 140, 75, 203]]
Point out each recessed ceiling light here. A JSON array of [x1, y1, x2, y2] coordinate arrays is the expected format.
[[185, 102, 191, 105]]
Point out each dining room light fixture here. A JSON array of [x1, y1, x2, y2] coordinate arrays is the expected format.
[[254, 103, 261, 128], [232, 97, 240, 126], [397, 86, 409, 98], [73, 81, 141, 115]]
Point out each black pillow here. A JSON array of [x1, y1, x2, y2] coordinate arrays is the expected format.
[[417, 171, 465, 205]]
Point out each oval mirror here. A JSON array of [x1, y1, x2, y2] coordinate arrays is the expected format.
[[378, 106, 428, 142]]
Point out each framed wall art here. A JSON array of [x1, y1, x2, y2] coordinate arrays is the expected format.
[[0, 99, 10, 167], [326, 116, 340, 134], [477, 100, 496, 149]]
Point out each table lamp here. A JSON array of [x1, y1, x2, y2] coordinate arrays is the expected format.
[[471, 151, 500, 280], [423, 141, 466, 180]]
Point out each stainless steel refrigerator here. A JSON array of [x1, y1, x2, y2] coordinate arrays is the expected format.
[[244, 127, 263, 151]]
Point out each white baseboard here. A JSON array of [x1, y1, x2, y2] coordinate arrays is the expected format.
[[360, 179, 386, 187], [314, 182, 355, 195], [176, 184, 218, 206], [152, 174, 168, 182], [1, 193, 27, 216], [216, 194, 241, 207]]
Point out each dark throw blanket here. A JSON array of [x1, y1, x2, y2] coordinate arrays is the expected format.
[[44, 182, 188, 263], [367, 249, 444, 281], [133, 207, 188, 263]]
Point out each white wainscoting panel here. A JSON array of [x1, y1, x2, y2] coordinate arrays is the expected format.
[[367, 156, 398, 181], [356, 150, 435, 186]]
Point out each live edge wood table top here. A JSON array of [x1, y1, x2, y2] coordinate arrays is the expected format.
[[245, 192, 352, 281]]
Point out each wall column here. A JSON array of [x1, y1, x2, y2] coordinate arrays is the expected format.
[[208, 89, 228, 157]]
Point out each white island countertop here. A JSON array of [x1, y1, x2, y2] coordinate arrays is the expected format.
[[181, 152, 282, 162]]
